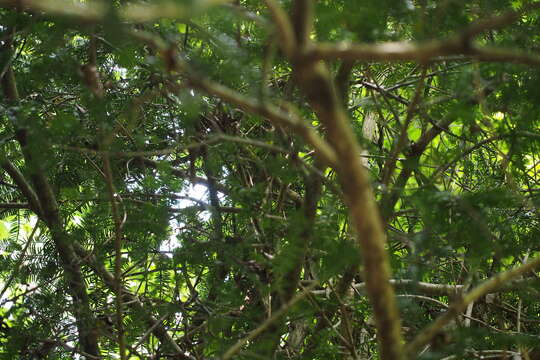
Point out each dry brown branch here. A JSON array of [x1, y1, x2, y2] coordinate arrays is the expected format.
[[1, 36, 102, 357]]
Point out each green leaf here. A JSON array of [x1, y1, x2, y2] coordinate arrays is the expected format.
[[0, 222, 9, 240]]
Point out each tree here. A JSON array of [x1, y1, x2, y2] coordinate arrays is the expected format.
[[0, 0, 540, 359]]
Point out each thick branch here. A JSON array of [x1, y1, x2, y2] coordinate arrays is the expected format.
[[293, 57, 405, 360], [0, 0, 232, 23], [291, 0, 312, 48], [309, 41, 540, 67]]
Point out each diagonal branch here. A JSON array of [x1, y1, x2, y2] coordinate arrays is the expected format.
[[129, 30, 338, 168], [1, 38, 101, 357], [180, 75, 339, 167], [263, 0, 295, 57], [380, 116, 455, 221], [0, 160, 43, 216], [405, 255, 540, 356], [293, 56, 405, 360], [72, 242, 194, 360], [222, 283, 318, 360]]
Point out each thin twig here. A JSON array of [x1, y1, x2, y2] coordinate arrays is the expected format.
[[381, 66, 428, 186], [406, 254, 540, 356], [60, 133, 289, 158], [102, 154, 127, 360], [133, 312, 171, 350], [221, 282, 318, 360], [0, 220, 39, 301]]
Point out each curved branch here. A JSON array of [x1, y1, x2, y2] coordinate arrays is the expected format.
[[1, 40, 101, 356]]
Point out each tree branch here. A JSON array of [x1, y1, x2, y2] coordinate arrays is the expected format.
[[0, 202, 29, 209], [406, 255, 540, 356], [309, 41, 540, 67], [1, 36, 101, 357], [310, 278, 540, 297], [263, 0, 295, 57], [0, 160, 43, 216], [222, 283, 318, 360], [0, 0, 233, 23], [286, 17, 405, 360], [72, 242, 194, 360]]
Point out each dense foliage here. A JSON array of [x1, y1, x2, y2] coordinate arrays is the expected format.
[[1, 0, 540, 359]]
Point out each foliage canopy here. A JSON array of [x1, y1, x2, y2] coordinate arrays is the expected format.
[[1, 0, 540, 359]]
